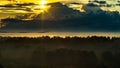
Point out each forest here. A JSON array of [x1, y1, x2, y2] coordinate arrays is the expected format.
[[0, 36, 120, 68]]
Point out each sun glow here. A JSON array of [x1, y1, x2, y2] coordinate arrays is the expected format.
[[40, 0, 47, 5], [32, 0, 51, 13], [39, 0, 48, 11], [40, 5, 47, 9]]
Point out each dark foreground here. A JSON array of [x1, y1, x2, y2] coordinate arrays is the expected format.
[[0, 36, 120, 68]]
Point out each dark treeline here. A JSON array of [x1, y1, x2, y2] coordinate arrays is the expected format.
[[0, 36, 120, 68], [0, 36, 118, 47], [0, 36, 114, 43]]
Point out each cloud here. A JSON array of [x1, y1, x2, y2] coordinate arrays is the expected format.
[[1, 2, 120, 32], [11, 2, 82, 20], [0, 3, 38, 13]]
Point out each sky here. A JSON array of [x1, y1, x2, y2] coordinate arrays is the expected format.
[[1, 0, 120, 32], [19, 0, 59, 3], [0, 0, 120, 18], [0, 0, 88, 18], [0, 0, 88, 4], [0, 0, 120, 12]]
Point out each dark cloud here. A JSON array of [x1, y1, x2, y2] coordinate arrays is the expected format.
[[86, 3, 99, 7], [0, 3, 36, 7], [46, 2, 82, 20], [70, 2, 82, 5], [1, 2, 120, 32], [0, 3, 38, 13]]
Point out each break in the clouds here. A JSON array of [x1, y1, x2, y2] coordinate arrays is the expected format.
[[1, 2, 120, 32]]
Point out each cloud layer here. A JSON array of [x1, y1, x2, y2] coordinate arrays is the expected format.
[[1, 2, 120, 32]]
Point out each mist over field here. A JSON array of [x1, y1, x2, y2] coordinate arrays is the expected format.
[[0, 36, 119, 68]]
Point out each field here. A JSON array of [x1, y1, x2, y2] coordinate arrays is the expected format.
[[0, 36, 119, 68]]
